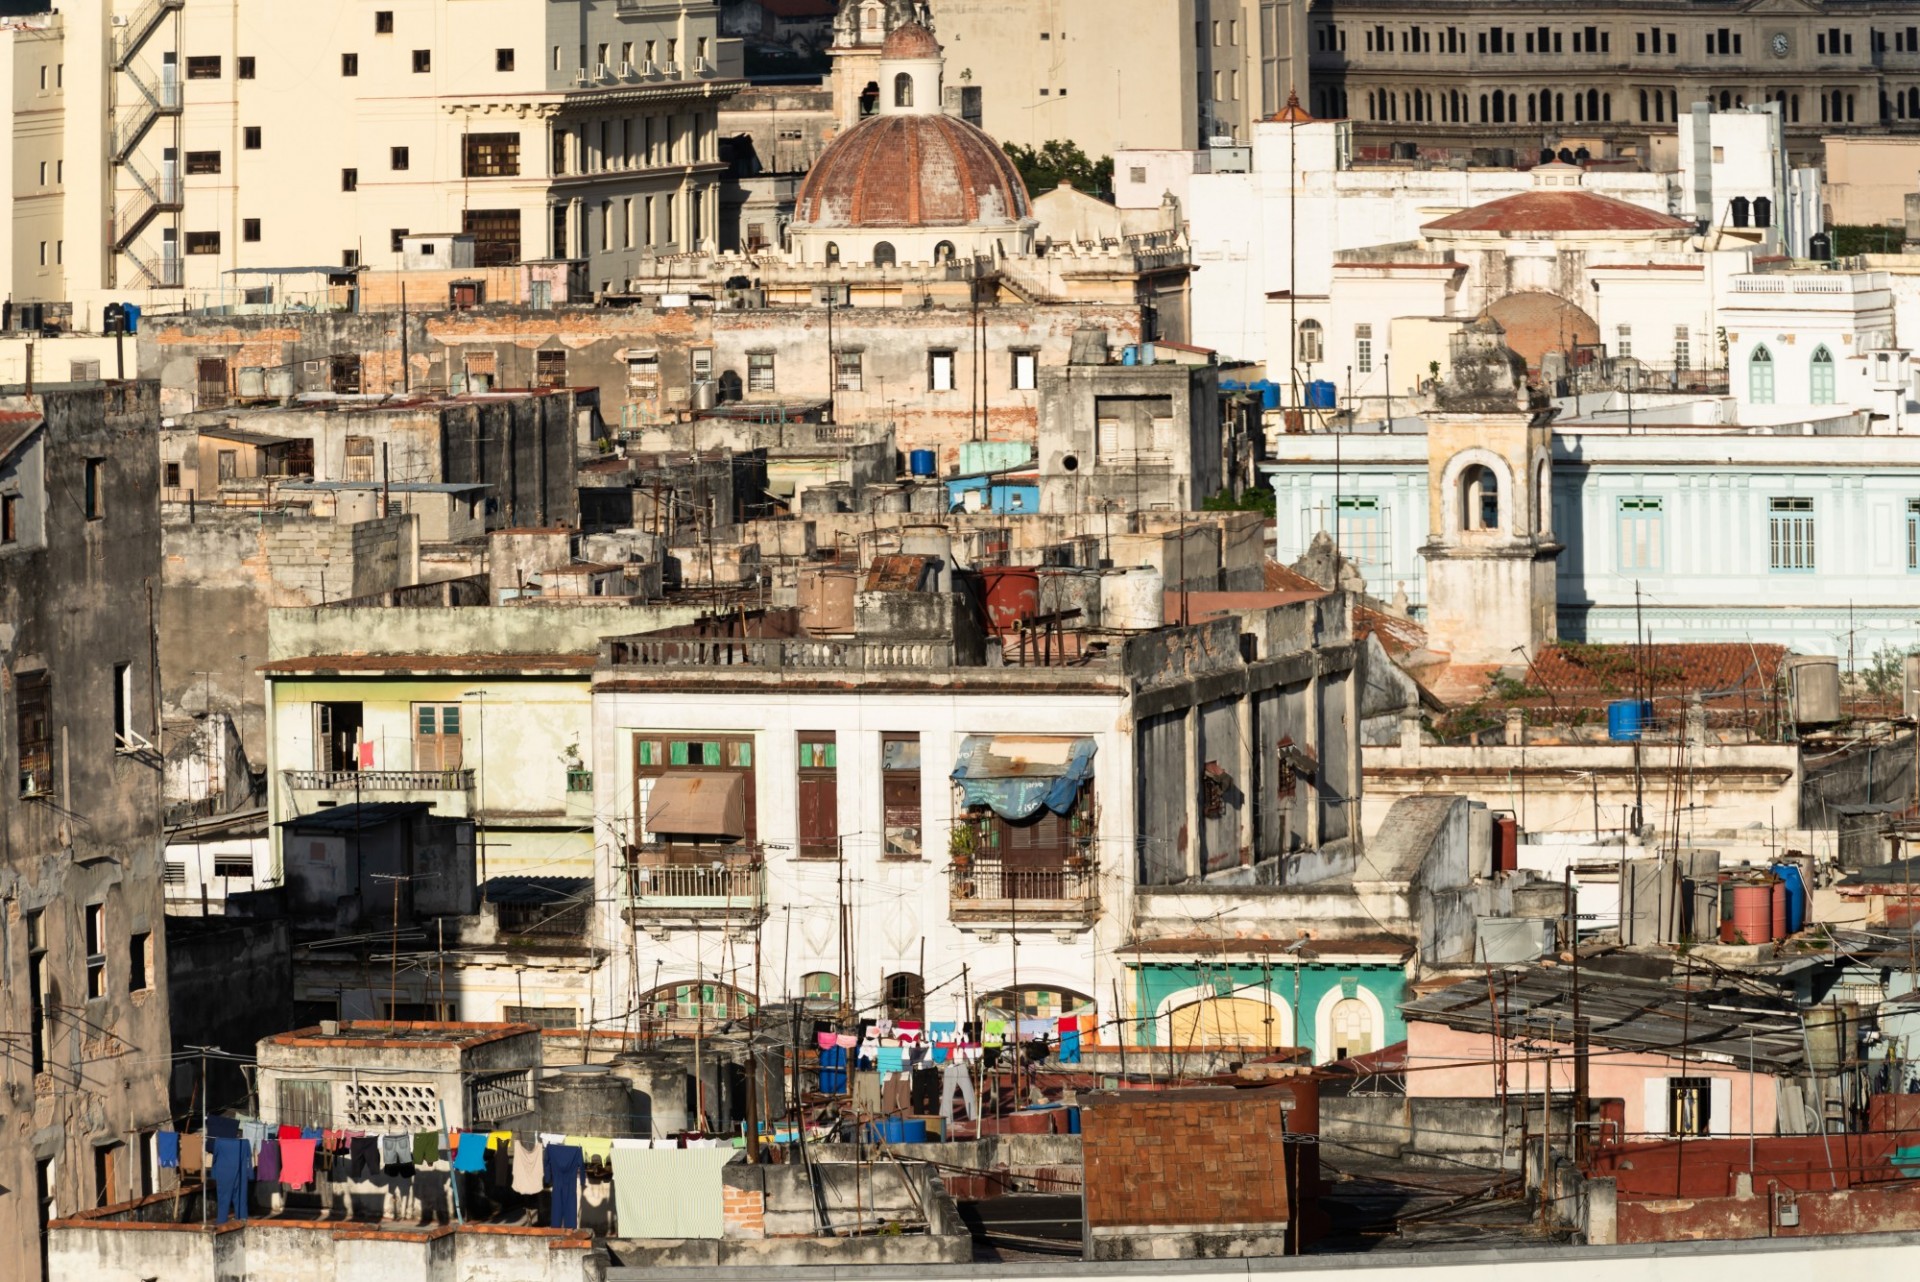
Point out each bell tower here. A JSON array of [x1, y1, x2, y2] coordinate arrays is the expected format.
[[1418, 318, 1562, 666], [828, 0, 934, 132]]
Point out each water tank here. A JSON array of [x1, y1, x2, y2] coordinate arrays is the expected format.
[[1305, 380, 1337, 410], [235, 367, 266, 399], [1809, 231, 1832, 262], [1100, 566, 1164, 631], [122, 303, 141, 334], [1771, 877, 1788, 940], [1139, 342, 1156, 364], [536, 1064, 637, 1137], [980, 565, 1040, 634], [909, 448, 937, 477], [1786, 655, 1842, 727], [265, 367, 294, 401], [867, 483, 911, 514], [798, 566, 858, 635], [1774, 860, 1810, 932], [1606, 699, 1652, 742], [1728, 883, 1775, 944], [1121, 345, 1139, 366], [1493, 814, 1519, 872], [691, 380, 717, 411], [336, 489, 380, 524]]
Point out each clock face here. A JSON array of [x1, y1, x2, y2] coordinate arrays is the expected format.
[[1772, 32, 1790, 57]]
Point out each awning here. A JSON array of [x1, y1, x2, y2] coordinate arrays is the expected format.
[[950, 736, 1096, 821], [646, 772, 746, 839]]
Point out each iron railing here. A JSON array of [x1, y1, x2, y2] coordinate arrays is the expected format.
[[624, 850, 765, 904], [607, 636, 954, 670], [949, 856, 1099, 921], [282, 768, 475, 791], [114, 0, 183, 68]]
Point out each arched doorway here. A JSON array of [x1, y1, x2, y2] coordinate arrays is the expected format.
[[1810, 345, 1835, 405], [883, 971, 924, 1020], [1749, 345, 1775, 404], [1327, 998, 1376, 1059]]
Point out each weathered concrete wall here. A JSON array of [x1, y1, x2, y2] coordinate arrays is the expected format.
[[163, 914, 292, 1117], [267, 602, 704, 660], [0, 384, 174, 1282]]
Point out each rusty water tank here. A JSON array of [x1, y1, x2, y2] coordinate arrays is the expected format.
[[1492, 815, 1519, 872], [980, 565, 1039, 635], [1729, 883, 1775, 944], [1786, 655, 1842, 727], [798, 566, 857, 635], [1771, 878, 1789, 940]]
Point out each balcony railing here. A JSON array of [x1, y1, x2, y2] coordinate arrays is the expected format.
[[607, 636, 954, 671], [282, 768, 475, 791], [623, 846, 767, 924], [948, 856, 1100, 926]]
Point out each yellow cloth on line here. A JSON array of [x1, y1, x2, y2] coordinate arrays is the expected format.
[[572, 1135, 614, 1163], [487, 1130, 513, 1151]]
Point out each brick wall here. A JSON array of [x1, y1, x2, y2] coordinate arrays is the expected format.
[[1080, 1087, 1295, 1230], [721, 1184, 766, 1239]]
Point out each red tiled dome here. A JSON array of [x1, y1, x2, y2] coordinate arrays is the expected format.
[[882, 21, 941, 58], [796, 113, 1032, 228], [1422, 189, 1691, 235]]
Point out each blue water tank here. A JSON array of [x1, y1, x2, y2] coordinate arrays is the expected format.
[[1772, 863, 1807, 933], [1305, 379, 1337, 410], [1607, 699, 1652, 742], [1121, 345, 1138, 366], [123, 303, 142, 334], [1220, 379, 1244, 392], [868, 1118, 928, 1144], [909, 448, 936, 477]]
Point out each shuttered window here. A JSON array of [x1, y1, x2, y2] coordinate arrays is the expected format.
[[797, 732, 838, 858], [413, 703, 463, 771], [881, 733, 921, 859]]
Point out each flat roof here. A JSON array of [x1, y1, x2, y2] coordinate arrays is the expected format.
[[260, 652, 596, 677], [280, 480, 488, 494], [263, 1019, 539, 1051]]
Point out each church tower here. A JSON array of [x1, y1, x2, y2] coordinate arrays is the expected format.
[[1418, 318, 1563, 666], [828, 0, 934, 132]]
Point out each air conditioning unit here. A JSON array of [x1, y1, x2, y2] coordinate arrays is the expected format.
[[572, 68, 593, 87], [641, 60, 659, 76], [621, 60, 637, 78], [596, 61, 612, 80], [111, 13, 127, 25]]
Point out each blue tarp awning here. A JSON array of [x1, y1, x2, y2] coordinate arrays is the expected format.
[[950, 736, 1096, 821]]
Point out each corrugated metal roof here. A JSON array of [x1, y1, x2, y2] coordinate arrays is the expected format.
[[277, 801, 436, 832]]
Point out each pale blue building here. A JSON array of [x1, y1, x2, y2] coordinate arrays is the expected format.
[[1264, 420, 1920, 658]]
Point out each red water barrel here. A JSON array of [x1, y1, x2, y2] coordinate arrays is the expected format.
[[1492, 815, 1518, 872], [980, 566, 1039, 635], [1771, 878, 1789, 939], [1730, 884, 1775, 944]]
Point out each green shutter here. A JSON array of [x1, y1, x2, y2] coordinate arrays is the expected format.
[[670, 741, 689, 766], [703, 741, 722, 766]]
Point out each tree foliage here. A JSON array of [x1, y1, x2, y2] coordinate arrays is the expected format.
[[1003, 140, 1115, 200], [1202, 486, 1276, 518], [1829, 224, 1905, 258]]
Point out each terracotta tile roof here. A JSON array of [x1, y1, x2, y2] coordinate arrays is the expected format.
[[1263, 558, 1326, 594], [1523, 641, 1787, 707], [1423, 189, 1692, 235], [1353, 605, 1426, 659], [795, 111, 1030, 229]]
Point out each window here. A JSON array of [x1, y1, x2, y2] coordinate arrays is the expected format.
[[185, 230, 220, 255], [835, 349, 863, 392], [375, 10, 393, 33], [503, 1005, 578, 1030], [1355, 323, 1374, 374], [84, 457, 105, 519], [242, 218, 260, 242], [747, 352, 775, 393], [1616, 496, 1663, 572], [1749, 344, 1775, 404], [1674, 326, 1691, 371], [341, 168, 357, 192], [26, 911, 47, 1074], [1667, 1077, 1713, 1136], [279, 1079, 333, 1130], [535, 348, 567, 388], [314, 701, 364, 772], [413, 703, 463, 772], [186, 56, 221, 79], [1615, 324, 1632, 359], [17, 670, 53, 797], [797, 732, 839, 857], [85, 903, 106, 999], [1298, 319, 1324, 365], [341, 52, 358, 75], [237, 55, 255, 79], [182, 149, 220, 176], [1769, 496, 1815, 571], [391, 146, 409, 171], [463, 132, 520, 177], [463, 208, 520, 265], [881, 733, 921, 859], [800, 972, 840, 1007], [112, 661, 133, 747], [129, 931, 151, 991], [1461, 464, 1499, 531], [412, 49, 431, 73], [243, 126, 261, 149], [873, 241, 897, 267], [1907, 499, 1920, 572], [1810, 345, 1836, 404], [1012, 349, 1037, 390], [496, 47, 515, 71], [1335, 495, 1387, 574], [213, 853, 252, 878], [0, 492, 17, 544], [929, 349, 956, 392]]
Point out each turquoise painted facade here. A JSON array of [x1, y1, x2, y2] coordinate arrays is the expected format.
[[1263, 427, 1920, 657], [1128, 959, 1410, 1061]]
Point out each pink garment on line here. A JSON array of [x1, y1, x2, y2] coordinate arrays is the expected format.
[[279, 1137, 318, 1188], [835, 1033, 858, 1049], [817, 1032, 837, 1050]]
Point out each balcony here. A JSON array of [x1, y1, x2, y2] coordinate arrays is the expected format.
[[622, 846, 766, 932], [282, 767, 475, 816], [607, 636, 956, 671], [948, 856, 1100, 929]]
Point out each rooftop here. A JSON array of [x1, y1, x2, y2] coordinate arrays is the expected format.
[[1422, 189, 1693, 236], [259, 652, 598, 677], [261, 1019, 539, 1050]]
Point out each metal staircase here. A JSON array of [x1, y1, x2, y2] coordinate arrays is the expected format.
[[113, 162, 181, 252], [110, 0, 184, 289], [112, 62, 180, 163], [113, 0, 182, 69]]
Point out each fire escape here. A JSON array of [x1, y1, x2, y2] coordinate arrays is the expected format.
[[110, 0, 184, 288]]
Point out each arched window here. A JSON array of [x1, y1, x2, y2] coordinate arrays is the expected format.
[[977, 986, 1096, 1023], [1328, 998, 1376, 1059], [1730, 196, 1750, 228], [1810, 345, 1836, 405], [858, 80, 879, 117], [1461, 464, 1500, 532], [872, 241, 896, 267], [640, 981, 756, 1027], [824, 241, 840, 265], [1587, 88, 1600, 120], [893, 71, 914, 108], [1749, 344, 1775, 405], [884, 971, 924, 1020], [933, 240, 955, 263], [1719, 90, 1732, 110], [1297, 319, 1323, 364], [799, 971, 840, 1008]]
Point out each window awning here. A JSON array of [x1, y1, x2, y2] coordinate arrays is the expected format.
[[646, 772, 746, 840], [950, 736, 1096, 821]]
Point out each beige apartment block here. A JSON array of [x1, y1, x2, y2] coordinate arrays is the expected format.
[[918, 0, 1307, 157], [1311, 0, 1920, 164], [1823, 134, 1920, 227], [3, 0, 743, 319]]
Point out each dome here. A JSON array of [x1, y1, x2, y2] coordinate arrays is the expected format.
[[882, 21, 941, 59], [795, 113, 1032, 229]]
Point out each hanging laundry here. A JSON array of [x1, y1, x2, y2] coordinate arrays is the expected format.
[[279, 1137, 318, 1188], [277, 1124, 303, 1141], [511, 1138, 546, 1195], [255, 1138, 282, 1183], [205, 1115, 240, 1141], [983, 1020, 1007, 1047], [453, 1131, 489, 1173], [157, 1131, 180, 1169], [875, 1045, 905, 1074], [209, 1137, 251, 1224], [544, 1144, 584, 1229], [413, 1130, 441, 1166], [573, 1136, 614, 1164], [348, 1135, 381, 1181], [239, 1120, 270, 1152], [179, 1133, 205, 1174], [487, 1130, 513, 1151], [938, 1060, 978, 1124], [611, 1147, 735, 1238], [816, 1031, 839, 1051]]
